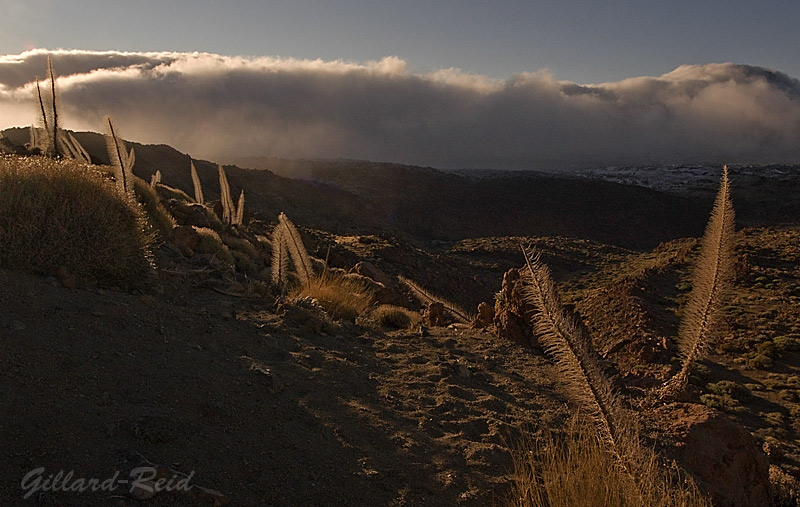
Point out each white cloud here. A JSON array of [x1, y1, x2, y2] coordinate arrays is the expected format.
[[1, 49, 799, 168]]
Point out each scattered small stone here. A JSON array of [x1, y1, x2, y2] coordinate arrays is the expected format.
[[139, 294, 158, 307], [56, 266, 76, 289], [129, 481, 157, 500], [11, 320, 26, 331]]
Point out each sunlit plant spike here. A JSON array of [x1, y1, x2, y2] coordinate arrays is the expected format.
[[191, 161, 204, 205], [662, 166, 736, 398]]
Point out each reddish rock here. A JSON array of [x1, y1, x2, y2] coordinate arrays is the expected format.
[[655, 403, 771, 507], [423, 302, 447, 327], [351, 261, 394, 288], [471, 302, 495, 329], [492, 268, 538, 347], [342, 272, 405, 307], [168, 200, 213, 228]]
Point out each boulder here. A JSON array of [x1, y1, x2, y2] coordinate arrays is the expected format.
[[168, 200, 212, 228], [351, 261, 394, 288], [654, 403, 771, 507], [342, 272, 406, 307]]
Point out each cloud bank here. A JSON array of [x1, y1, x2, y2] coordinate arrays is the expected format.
[[2, 49, 799, 169]]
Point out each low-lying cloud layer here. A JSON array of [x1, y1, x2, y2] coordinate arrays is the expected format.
[[2, 49, 799, 169]]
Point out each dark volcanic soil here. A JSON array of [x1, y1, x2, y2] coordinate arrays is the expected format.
[[0, 268, 566, 506]]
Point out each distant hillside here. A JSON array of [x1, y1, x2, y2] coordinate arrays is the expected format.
[[8, 127, 798, 249]]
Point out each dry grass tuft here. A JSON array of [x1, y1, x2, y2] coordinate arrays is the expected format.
[[0, 156, 152, 288], [372, 304, 421, 329], [506, 415, 710, 507], [293, 272, 374, 322]]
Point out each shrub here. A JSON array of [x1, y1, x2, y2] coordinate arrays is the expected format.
[[774, 335, 800, 352], [292, 272, 374, 322], [700, 393, 745, 413], [194, 227, 234, 265], [707, 380, 753, 402], [0, 156, 152, 288], [372, 305, 421, 329]]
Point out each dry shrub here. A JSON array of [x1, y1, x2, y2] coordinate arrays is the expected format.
[[231, 249, 261, 275], [372, 304, 421, 329], [507, 415, 709, 507], [0, 156, 152, 288], [221, 234, 258, 258], [292, 272, 374, 322], [194, 227, 234, 265]]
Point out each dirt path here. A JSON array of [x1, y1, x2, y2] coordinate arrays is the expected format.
[[1, 268, 564, 506]]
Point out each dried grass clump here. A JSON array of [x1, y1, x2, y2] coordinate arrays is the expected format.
[[193, 227, 234, 265], [292, 272, 374, 322], [372, 304, 421, 329], [507, 416, 710, 507], [0, 156, 152, 288]]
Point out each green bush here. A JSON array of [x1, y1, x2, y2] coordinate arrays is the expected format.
[[0, 156, 152, 288]]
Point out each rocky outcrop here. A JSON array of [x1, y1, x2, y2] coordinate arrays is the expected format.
[[167, 200, 213, 228], [423, 302, 447, 327], [654, 403, 771, 507], [491, 268, 538, 347], [471, 302, 495, 329], [351, 261, 394, 288], [342, 272, 406, 307]]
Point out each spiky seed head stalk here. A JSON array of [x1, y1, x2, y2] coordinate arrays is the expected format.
[[234, 190, 245, 226], [662, 166, 736, 399], [271, 225, 289, 290], [398, 275, 472, 323], [47, 56, 60, 157], [520, 245, 623, 451], [218, 165, 235, 225], [67, 133, 91, 163], [278, 212, 313, 284], [190, 161, 204, 205]]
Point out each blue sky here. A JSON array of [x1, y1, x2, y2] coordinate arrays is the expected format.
[[2, 0, 800, 83]]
